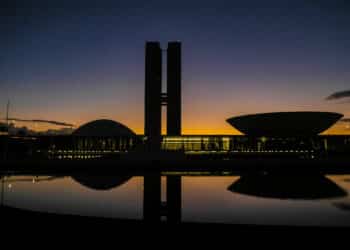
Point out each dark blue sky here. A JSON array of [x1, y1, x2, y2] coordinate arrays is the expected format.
[[1, 0, 350, 134]]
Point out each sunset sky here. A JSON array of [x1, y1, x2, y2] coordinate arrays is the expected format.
[[1, 1, 350, 134]]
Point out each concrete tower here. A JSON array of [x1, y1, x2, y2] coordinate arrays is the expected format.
[[167, 42, 182, 136], [144, 41, 182, 151], [145, 42, 162, 151]]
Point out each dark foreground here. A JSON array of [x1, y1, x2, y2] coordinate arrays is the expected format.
[[2, 205, 349, 237], [2, 158, 350, 241]]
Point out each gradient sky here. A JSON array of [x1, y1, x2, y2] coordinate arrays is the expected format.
[[1, 0, 350, 134]]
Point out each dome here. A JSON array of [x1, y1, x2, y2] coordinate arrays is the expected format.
[[226, 112, 343, 136], [71, 175, 132, 190], [73, 119, 136, 137]]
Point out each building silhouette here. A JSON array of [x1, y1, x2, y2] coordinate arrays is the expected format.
[[145, 41, 182, 151], [2, 42, 350, 160], [145, 42, 162, 151], [167, 42, 182, 136]]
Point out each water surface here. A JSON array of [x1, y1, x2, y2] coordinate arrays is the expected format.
[[2, 172, 350, 227]]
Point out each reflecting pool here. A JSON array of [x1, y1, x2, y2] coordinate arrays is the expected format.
[[1, 172, 350, 227]]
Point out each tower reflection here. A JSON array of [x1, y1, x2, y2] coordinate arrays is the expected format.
[[143, 174, 182, 224], [70, 173, 182, 223], [228, 172, 347, 200], [143, 173, 161, 222]]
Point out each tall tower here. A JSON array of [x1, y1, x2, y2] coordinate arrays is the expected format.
[[144, 41, 182, 151], [167, 42, 182, 136], [145, 42, 162, 151]]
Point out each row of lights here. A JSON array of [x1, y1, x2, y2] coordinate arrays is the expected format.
[[185, 150, 314, 154], [46, 150, 123, 154], [44, 149, 315, 154], [56, 155, 103, 160]]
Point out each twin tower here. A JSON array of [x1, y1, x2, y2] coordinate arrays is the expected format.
[[145, 41, 181, 151]]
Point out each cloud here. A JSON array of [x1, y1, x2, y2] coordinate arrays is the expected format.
[[5, 118, 74, 127], [341, 118, 350, 122], [7, 124, 74, 136], [30, 119, 74, 127], [326, 90, 350, 100]]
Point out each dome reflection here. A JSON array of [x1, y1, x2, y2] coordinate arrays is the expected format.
[[71, 175, 132, 190], [228, 173, 347, 200]]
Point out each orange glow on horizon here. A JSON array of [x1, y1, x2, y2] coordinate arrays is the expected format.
[[10, 112, 349, 136], [18, 122, 350, 135]]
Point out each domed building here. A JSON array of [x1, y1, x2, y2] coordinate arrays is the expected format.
[[73, 119, 136, 137], [69, 119, 139, 159], [224, 112, 344, 155]]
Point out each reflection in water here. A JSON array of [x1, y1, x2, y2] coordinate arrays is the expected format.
[[2, 172, 350, 226], [71, 175, 132, 191], [68, 174, 182, 223], [143, 174, 161, 222], [1, 176, 63, 183], [333, 202, 350, 212], [143, 175, 182, 223], [167, 176, 182, 223], [1, 175, 4, 206], [228, 173, 347, 200]]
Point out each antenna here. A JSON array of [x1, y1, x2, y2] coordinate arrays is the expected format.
[[1, 176, 4, 207], [3, 100, 10, 161], [6, 100, 10, 127]]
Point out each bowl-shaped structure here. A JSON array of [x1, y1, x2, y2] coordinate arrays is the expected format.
[[228, 173, 347, 200], [226, 112, 343, 136]]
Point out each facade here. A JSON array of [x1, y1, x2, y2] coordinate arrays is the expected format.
[[27, 134, 350, 160], [38, 119, 138, 159]]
